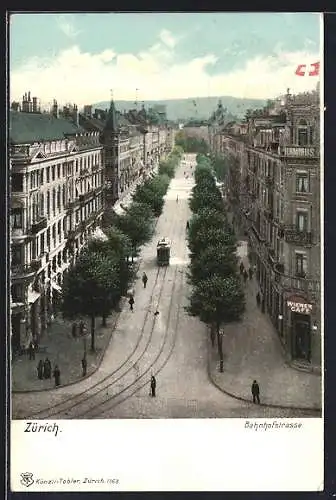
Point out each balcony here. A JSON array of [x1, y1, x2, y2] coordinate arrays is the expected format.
[[11, 263, 36, 281], [30, 217, 47, 234], [265, 176, 274, 187], [284, 226, 313, 246], [275, 271, 320, 295]]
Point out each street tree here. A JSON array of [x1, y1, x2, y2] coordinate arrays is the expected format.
[[188, 226, 236, 258], [187, 274, 245, 371], [61, 250, 121, 352], [188, 207, 227, 239], [188, 245, 238, 285], [114, 202, 155, 256], [189, 186, 222, 213]]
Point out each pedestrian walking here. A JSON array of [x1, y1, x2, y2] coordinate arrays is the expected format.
[[186, 221, 190, 230], [248, 267, 253, 280], [243, 270, 248, 283], [256, 292, 261, 307], [129, 296, 134, 312], [43, 357, 52, 379], [81, 357, 87, 377], [53, 365, 61, 387], [176, 195, 179, 203], [239, 262, 245, 275], [28, 341, 35, 360], [37, 360, 43, 380], [142, 272, 148, 289], [150, 375, 157, 397], [251, 380, 260, 404]]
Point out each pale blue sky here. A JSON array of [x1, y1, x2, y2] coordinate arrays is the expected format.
[[9, 12, 321, 104]]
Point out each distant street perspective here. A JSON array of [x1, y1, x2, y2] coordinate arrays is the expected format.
[[12, 148, 321, 419], [10, 13, 322, 421]]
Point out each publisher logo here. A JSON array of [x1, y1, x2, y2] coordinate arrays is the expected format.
[[20, 472, 34, 487]]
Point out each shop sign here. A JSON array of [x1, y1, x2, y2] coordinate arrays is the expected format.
[[287, 300, 312, 314]]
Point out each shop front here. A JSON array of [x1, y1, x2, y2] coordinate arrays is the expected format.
[[287, 295, 313, 363]]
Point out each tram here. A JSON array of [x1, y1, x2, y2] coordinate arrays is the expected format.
[[157, 238, 171, 266]]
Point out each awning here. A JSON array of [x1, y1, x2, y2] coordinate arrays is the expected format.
[[51, 282, 62, 293], [28, 290, 41, 304]]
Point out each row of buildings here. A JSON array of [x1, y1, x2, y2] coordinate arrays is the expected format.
[[208, 87, 321, 371], [10, 91, 176, 353]]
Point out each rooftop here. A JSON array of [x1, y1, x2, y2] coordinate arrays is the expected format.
[[10, 111, 84, 144]]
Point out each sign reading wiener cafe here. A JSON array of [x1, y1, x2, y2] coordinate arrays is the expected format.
[[287, 295, 313, 314]]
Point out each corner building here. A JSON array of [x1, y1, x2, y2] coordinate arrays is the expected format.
[[10, 94, 104, 353], [210, 89, 321, 371]]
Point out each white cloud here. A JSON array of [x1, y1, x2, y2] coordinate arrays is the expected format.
[[10, 33, 320, 108], [57, 15, 81, 39], [159, 29, 177, 48]]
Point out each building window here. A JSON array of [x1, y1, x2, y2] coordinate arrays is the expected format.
[[39, 169, 44, 185], [11, 284, 24, 302], [11, 173, 23, 192], [58, 220, 62, 243], [52, 166, 55, 181], [11, 207, 23, 228], [296, 173, 309, 193], [295, 252, 308, 277], [57, 164, 61, 178], [297, 119, 308, 146], [52, 224, 56, 245], [11, 244, 23, 266], [46, 167, 50, 183], [63, 164, 66, 177], [40, 193, 44, 217], [57, 187, 61, 210], [40, 232, 45, 254], [47, 191, 50, 217], [47, 228, 50, 248], [52, 188, 56, 215], [296, 211, 308, 232]]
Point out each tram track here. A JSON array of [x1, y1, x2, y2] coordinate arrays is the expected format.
[[72, 264, 183, 418], [25, 204, 186, 420]]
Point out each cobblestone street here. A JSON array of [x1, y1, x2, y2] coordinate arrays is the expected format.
[[12, 155, 322, 419]]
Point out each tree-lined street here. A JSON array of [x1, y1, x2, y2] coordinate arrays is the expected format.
[[12, 154, 320, 419]]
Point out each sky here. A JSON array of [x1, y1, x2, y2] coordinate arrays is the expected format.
[[9, 12, 321, 108]]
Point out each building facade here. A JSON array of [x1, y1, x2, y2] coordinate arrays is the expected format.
[[209, 89, 321, 370], [10, 95, 104, 353], [81, 100, 175, 208]]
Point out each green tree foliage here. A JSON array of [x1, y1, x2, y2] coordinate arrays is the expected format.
[[61, 250, 121, 351], [186, 152, 245, 371], [133, 174, 170, 216], [188, 245, 238, 284], [175, 131, 209, 154], [114, 202, 155, 253]]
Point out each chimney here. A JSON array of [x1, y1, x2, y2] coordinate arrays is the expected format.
[[73, 104, 79, 127], [32, 97, 38, 113], [52, 99, 59, 118], [22, 91, 32, 112]]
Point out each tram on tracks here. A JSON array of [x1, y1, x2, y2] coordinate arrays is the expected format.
[[157, 238, 171, 266]]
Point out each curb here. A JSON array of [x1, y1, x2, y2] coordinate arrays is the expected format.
[[13, 259, 143, 394], [206, 337, 322, 413]]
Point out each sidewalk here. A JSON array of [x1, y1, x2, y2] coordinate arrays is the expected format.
[[11, 304, 125, 392], [208, 242, 322, 412]]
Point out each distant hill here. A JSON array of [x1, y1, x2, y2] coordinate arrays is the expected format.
[[93, 96, 267, 122]]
